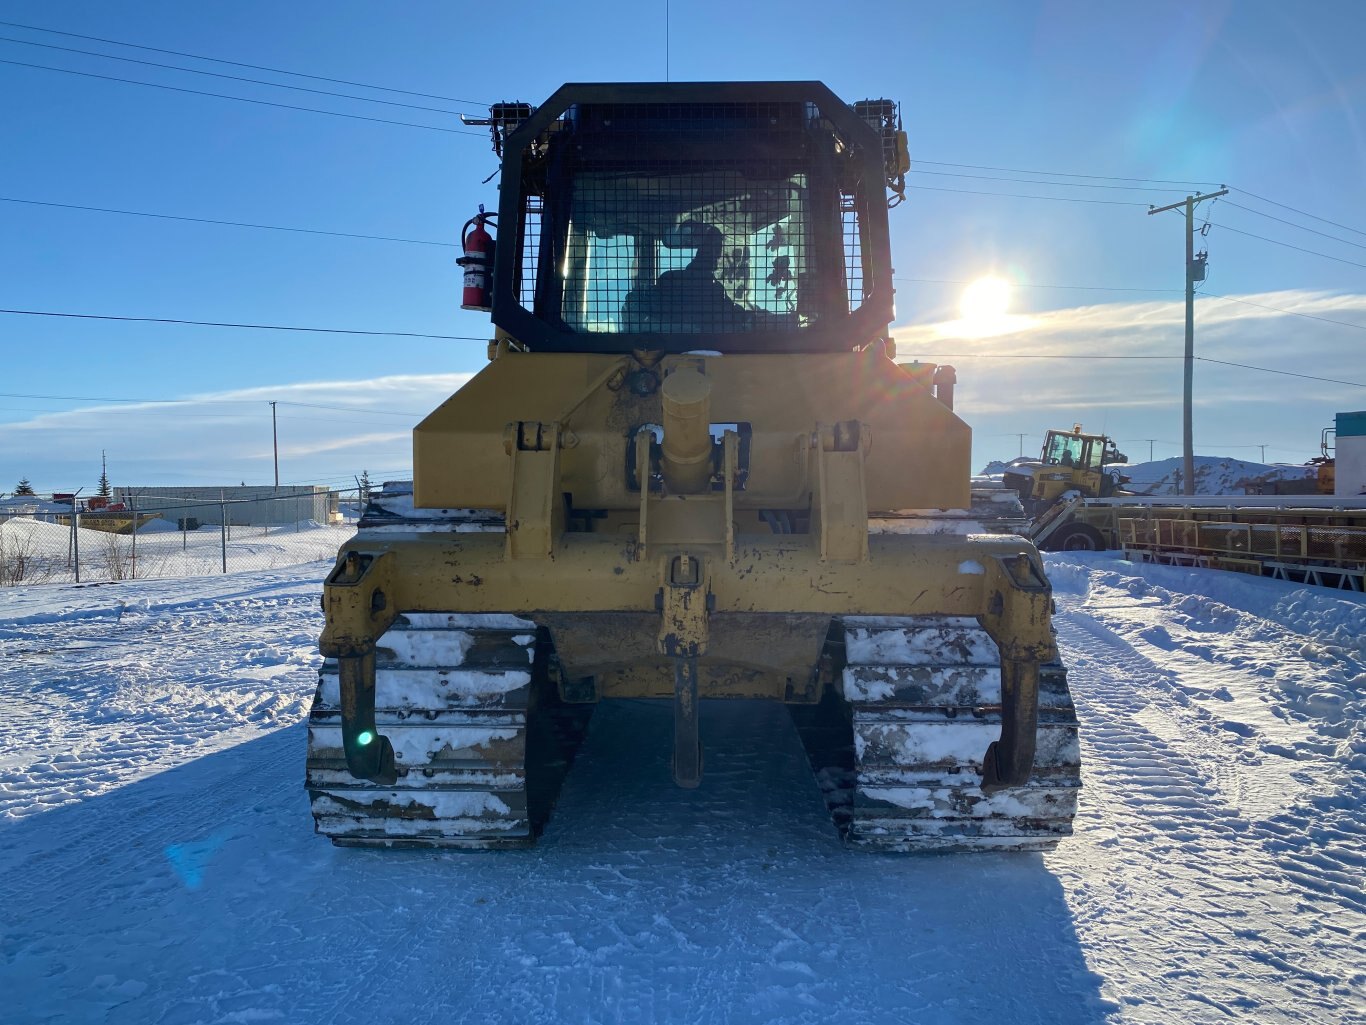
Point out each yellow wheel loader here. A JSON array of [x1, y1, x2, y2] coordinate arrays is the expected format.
[[1310, 427, 1335, 495], [307, 83, 1081, 851], [1002, 426, 1131, 520]]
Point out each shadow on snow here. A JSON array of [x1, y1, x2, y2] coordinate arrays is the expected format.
[[1, 699, 1109, 1025]]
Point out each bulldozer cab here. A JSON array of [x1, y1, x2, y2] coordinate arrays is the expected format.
[[487, 83, 902, 354]]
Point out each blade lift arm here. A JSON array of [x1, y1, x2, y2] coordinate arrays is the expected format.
[[319, 551, 399, 785]]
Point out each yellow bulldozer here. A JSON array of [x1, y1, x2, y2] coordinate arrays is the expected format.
[[307, 82, 1081, 852]]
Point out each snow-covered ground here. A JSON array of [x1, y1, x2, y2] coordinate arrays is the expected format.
[[1, 556, 1362, 1024], [0, 516, 353, 585]]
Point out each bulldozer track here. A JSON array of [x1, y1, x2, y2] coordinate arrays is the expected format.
[[793, 615, 1082, 852], [305, 611, 591, 848]]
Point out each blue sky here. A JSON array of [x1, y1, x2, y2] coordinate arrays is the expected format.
[[2, 0, 1364, 491]]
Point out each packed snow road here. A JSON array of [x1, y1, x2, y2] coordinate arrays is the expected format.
[[0, 556, 1361, 1024]]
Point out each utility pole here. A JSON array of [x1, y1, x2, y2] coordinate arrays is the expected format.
[[1015, 433, 1028, 458], [270, 401, 279, 489], [1149, 187, 1228, 495], [1145, 439, 1156, 462], [1258, 444, 1267, 463]]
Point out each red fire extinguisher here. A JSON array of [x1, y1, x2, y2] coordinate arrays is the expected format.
[[458, 205, 496, 312]]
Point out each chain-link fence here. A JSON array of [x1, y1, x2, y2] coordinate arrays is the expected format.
[[0, 487, 362, 586]]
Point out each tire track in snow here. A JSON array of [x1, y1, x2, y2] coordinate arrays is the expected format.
[[1057, 563, 1366, 927], [1053, 605, 1364, 1022]]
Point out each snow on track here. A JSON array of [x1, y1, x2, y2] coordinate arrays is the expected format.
[[0, 556, 1362, 1023]]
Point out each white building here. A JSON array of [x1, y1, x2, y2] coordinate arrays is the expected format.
[[1336, 411, 1366, 497], [113, 486, 337, 527]]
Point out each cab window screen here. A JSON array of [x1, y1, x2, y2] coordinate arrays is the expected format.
[[559, 171, 812, 335]]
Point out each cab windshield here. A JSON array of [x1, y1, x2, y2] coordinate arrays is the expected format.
[[1042, 433, 1101, 470]]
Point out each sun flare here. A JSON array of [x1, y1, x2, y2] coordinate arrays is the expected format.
[[959, 276, 1012, 321]]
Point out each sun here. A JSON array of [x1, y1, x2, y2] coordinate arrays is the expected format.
[[959, 276, 1012, 321], [932, 274, 1032, 340]]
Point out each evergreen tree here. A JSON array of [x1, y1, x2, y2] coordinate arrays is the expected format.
[[358, 469, 372, 499], [97, 451, 112, 499], [14, 478, 35, 496]]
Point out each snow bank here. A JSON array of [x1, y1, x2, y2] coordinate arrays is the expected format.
[[134, 517, 179, 534], [0, 516, 354, 585]]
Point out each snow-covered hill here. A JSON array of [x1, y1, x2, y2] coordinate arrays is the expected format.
[[1, 560, 1362, 1024], [1116, 455, 1316, 496], [978, 454, 1315, 496]]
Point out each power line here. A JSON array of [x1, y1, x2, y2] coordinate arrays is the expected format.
[[281, 470, 411, 488], [0, 58, 484, 136], [1112, 438, 1305, 455], [0, 392, 427, 417], [1200, 292, 1366, 333], [0, 308, 485, 341], [897, 353, 1175, 360], [0, 390, 238, 404], [1221, 200, 1366, 252], [1196, 357, 1364, 389], [894, 276, 1178, 294], [5, 299, 1356, 372], [0, 19, 488, 106], [0, 192, 1207, 299], [276, 414, 416, 427], [1, 19, 1245, 213], [0, 195, 1294, 303], [908, 168, 1190, 194], [3, 192, 1190, 268], [0, 406, 389, 425], [0, 195, 454, 247], [2, 394, 171, 406], [0, 34, 480, 116], [909, 183, 1150, 207], [1208, 221, 1366, 270], [894, 350, 1364, 388], [278, 401, 426, 417], [913, 159, 1221, 188], [0, 406, 257, 422], [1229, 187, 1366, 240]]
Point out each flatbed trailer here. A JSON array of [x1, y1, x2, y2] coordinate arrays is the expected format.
[[1029, 494, 1366, 591]]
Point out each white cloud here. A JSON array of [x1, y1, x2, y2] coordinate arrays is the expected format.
[[893, 289, 1365, 468], [0, 372, 473, 493], [5, 290, 1362, 492]]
